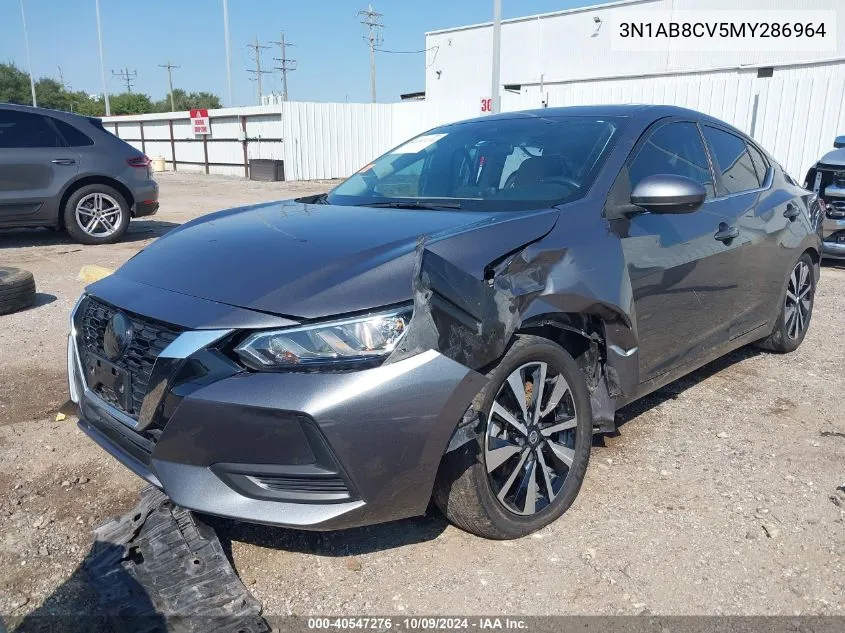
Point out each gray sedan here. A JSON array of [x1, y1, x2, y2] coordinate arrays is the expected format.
[[0, 103, 158, 244]]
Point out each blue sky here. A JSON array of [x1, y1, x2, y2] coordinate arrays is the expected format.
[[1, 0, 607, 105]]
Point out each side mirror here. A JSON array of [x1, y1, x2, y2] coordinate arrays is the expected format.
[[630, 174, 706, 214], [834, 136, 845, 149]]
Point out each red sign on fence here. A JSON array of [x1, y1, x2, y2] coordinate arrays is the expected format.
[[190, 109, 210, 136]]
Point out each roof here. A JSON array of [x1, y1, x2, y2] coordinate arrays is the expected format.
[[441, 103, 738, 130], [0, 102, 91, 122], [425, 0, 656, 36]]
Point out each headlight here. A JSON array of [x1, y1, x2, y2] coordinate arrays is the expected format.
[[234, 307, 412, 370]]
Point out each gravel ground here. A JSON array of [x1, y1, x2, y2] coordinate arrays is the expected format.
[[0, 172, 843, 619]]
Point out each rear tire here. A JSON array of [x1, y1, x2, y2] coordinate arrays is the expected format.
[[64, 184, 130, 245], [755, 252, 816, 353], [433, 335, 593, 539], [0, 267, 36, 315]]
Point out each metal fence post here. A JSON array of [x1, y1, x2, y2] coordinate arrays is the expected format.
[[241, 115, 249, 178], [168, 119, 177, 171]]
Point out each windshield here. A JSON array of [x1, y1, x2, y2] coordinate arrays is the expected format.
[[327, 115, 625, 211]]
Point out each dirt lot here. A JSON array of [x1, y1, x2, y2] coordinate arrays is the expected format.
[[0, 171, 843, 620]]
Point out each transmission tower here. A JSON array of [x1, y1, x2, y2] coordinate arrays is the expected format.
[[272, 32, 297, 101], [246, 36, 272, 104], [357, 3, 383, 103], [111, 67, 137, 93]]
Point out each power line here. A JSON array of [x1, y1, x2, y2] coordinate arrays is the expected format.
[[158, 61, 181, 111], [357, 3, 383, 103], [111, 67, 137, 93], [271, 31, 297, 102], [245, 36, 271, 105]]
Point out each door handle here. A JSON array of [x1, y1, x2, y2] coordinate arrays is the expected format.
[[714, 223, 739, 243], [51, 158, 76, 165], [784, 203, 800, 221]]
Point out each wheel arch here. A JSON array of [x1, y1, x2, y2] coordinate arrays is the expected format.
[[57, 175, 135, 229], [515, 306, 640, 434]]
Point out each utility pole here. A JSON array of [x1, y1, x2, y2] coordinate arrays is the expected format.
[[222, 0, 234, 106], [357, 3, 383, 103], [19, 0, 37, 107], [112, 67, 137, 93], [491, 0, 502, 114], [158, 61, 181, 111], [95, 0, 110, 115], [271, 32, 297, 101], [246, 36, 271, 104]]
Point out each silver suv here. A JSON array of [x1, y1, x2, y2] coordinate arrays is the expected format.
[[0, 103, 158, 245]]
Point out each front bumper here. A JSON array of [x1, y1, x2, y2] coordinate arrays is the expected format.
[[822, 214, 845, 259], [68, 303, 485, 530]]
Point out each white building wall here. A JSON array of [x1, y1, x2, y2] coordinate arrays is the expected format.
[[425, 0, 845, 102], [103, 74, 845, 184]]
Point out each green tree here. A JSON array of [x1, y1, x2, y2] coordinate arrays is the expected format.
[[154, 88, 221, 112], [2, 61, 221, 116], [0, 62, 33, 104], [110, 92, 155, 115], [34, 78, 71, 111], [71, 93, 106, 117]]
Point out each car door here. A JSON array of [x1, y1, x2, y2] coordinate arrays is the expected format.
[[617, 119, 744, 382], [0, 109, 80, 227], [700, 125, 786, 339]]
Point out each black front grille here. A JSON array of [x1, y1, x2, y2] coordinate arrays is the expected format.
[[80, 297, 182, 419]]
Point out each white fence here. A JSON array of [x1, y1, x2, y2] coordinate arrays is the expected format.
[[103, 76, 845, 184]]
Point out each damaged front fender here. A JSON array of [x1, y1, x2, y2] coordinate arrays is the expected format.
[[388, 203, 642, 447]]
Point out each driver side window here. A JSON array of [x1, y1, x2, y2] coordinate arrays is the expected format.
[[629, 122, 715, 199]]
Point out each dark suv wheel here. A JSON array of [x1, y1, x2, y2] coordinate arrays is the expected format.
[[433, 335, 593, 539], [64, 184, 130, 245]]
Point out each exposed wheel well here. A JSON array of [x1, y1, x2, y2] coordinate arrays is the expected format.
[[803, 246, 820, 268], [57, 176, 135, 229], [517, 315, 605, 384], [518, 314, 618, 433]]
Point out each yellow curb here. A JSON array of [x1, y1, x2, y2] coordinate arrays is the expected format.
[[77, 265, 114, 284]]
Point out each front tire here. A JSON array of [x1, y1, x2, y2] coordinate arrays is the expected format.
[[756, 252, 816, 353], [433, 335, 593, 539], [64, 185, 130, 245]]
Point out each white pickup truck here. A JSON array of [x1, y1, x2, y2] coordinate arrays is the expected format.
[[805, 135, 845, 260]]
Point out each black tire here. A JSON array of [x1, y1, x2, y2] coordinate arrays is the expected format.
[[433, 335, 593, 539], [0, 267, 36, 315], [755, 252, 816, 353], [63, 184, 130, 245]]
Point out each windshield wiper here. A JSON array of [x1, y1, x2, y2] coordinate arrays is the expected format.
[[361, 200, 463, 210]]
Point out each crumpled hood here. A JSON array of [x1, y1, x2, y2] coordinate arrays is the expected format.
[[115, 199, 559, 319], [817, 147, 845, 167]]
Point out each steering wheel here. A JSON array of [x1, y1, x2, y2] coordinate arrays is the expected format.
[[542, 176, 581, 191], [503, 172, 581, 191]]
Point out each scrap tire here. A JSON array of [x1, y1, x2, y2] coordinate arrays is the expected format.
[[0, 267, 36, 315]]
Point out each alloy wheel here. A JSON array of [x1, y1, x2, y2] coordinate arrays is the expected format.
[[484, 361, 579, 516], [75, 193, 123, 238], [784, 260, 812, 340]]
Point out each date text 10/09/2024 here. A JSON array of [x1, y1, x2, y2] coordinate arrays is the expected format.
[[306, 617, 528, 630]]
